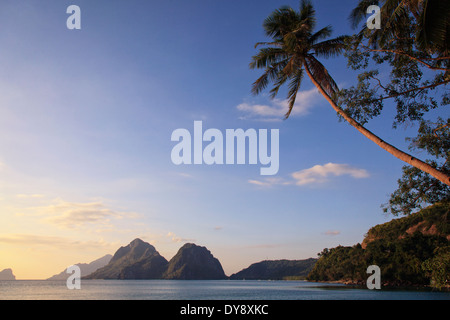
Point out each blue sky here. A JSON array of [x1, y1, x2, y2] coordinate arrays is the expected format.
[[0, 0, 436, 279]]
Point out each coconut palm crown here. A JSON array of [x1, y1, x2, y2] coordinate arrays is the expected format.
[[250, 1, 348, 118]]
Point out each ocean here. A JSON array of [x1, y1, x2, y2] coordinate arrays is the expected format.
[[0, 280, 449, 300]]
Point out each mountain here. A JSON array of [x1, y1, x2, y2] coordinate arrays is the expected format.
[[0, 268, 16, 280], [84, 238, 168, 279], [163, 243, 227, 280], [47, 254, 112, 280], [84, 239, 319, 281], [230, 258, 317, 280]]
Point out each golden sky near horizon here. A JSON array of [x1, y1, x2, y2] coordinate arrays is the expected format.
[[0, 193, 175, 279]]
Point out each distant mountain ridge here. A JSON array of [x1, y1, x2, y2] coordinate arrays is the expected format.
[[230, 258, 317, 280], [47, 254, 112, 280], [83, 238, 316, 281]]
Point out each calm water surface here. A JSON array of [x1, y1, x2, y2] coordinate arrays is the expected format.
[[0, 280, 449, 300]]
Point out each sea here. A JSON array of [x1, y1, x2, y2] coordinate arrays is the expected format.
[[0, 280, 449, 300]]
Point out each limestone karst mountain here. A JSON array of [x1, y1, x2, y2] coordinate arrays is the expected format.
[[84, 238, 319, 281], [0, 268, 16, 280], [84, 239, 226, 280], [163, 243, 227, 280], [84, 238, 168, 279]]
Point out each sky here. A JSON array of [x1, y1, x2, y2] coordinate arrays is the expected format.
[[0, 0, 441, 279]]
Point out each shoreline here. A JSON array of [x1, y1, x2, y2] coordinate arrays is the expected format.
[[308, 279, 450, 292]]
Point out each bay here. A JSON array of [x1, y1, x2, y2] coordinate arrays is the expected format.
[[1, 280, 449, 300]]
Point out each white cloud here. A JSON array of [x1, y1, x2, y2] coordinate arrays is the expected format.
[[237, 88, 321, 121], [248, 177, 291, 187], [248, 163, 369, 187], [292, 163, 370, 186]]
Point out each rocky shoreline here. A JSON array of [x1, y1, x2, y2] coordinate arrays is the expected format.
[[312, 279, 450, 291]]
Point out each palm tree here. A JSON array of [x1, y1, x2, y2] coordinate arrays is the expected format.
[[250, 0, 450, 186]]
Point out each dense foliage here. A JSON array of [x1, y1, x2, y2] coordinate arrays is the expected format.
[[307, 201, 449, 289], [370, 200, 449, 238]]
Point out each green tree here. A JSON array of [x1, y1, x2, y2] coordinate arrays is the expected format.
[[250, 0, 450, 186], [339, 0, 450, 214], [422, 246, 450, 290], [382, 118, 449, 215]]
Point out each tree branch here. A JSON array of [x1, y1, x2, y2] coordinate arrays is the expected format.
[[366, 79, 450, 102], [360, 45, 450, 71]]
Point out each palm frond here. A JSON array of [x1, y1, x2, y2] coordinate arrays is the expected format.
[[269, 69, 290, 99], [312, 35, 351, 58], [254, 41, 283, 49], [417, 0, 450, 54], [285, 68, 305, 119], [263, 7, 300, 39], [380, 0, 410, 42], [299, 0, 316, 32], [251, 59, 289, 95], [305, 56, 339, 96], [308, 26, 333, 45], [249, 47, 288, 69]]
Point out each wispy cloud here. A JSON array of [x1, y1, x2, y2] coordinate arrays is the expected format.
[[176, 172, 194, 179], [323, 230, 341, 236], [245, 243, 282, 249], [16, 194, 45, 199], [0, 233, 116, 250], [248, 177, 291, 187], [237, 88, 321, 121], [36, 199, 139, 229], [167, 232, 195, 243], [248, 163, 370, 187]]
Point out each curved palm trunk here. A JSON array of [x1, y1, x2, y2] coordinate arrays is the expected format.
[[303, 62, 450, 186]]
